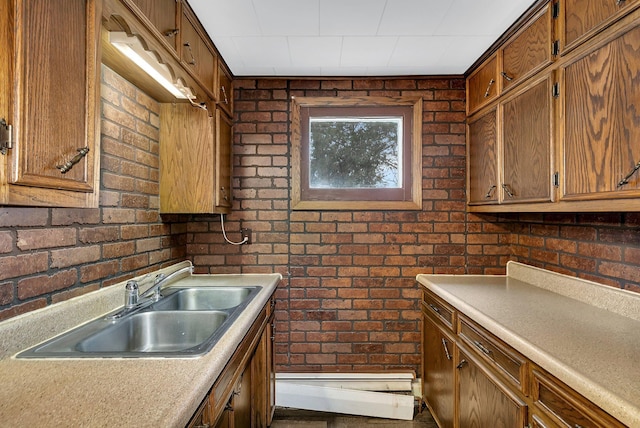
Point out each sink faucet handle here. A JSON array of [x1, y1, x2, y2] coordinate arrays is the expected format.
[[124, 280, 139, 308]]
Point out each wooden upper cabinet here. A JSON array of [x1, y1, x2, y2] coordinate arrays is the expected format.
[[467, 108, 499, 205], [215, 107, 233, 212], [501, 3, 554, 92], [560, 18, 640, 202], [181, 7, 216, 95], [217, 63, 234, 117], [562, 0, 640, 53], [501, 74, 553, 204], [0, 0, 101, 207], [127, 0, 179, 53], [467, 54, 499, 115]]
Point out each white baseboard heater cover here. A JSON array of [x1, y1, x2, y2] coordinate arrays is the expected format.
[[275, 373, 416, 421]]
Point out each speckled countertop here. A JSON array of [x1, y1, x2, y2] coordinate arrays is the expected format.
[[0, 261, 281, 428], [417, 261, 640, 427]]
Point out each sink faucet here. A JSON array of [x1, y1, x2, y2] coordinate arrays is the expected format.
[[108, 264, 194, 320]]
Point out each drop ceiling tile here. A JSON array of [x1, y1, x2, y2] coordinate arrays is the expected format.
[[319, 0, 387, 36], [232, 36, 291, 67], [189, 0, 261, 36], [340, 36, 397, 67], [253, 0, 320, 36], [377, 0, 452, 36], [288, 37, 342, 68]]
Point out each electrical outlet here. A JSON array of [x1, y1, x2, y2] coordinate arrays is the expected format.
[[240, 228, 252, 245]]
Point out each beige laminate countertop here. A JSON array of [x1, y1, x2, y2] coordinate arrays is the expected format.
[[417, 261, 640, 427], [0, 261, 281, 428]]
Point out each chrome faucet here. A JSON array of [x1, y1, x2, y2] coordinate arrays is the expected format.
[[108, 265, 194, 320]]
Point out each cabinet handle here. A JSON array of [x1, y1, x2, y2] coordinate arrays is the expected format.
[[502, 184, 515, 198], [473, 340, 492, 356], [456, 359, 468, 369], [221, 85, 229, 105], [164, 28, 179, 37], [183, 42, 196, 65], [56, 147, 89, 174], [617, 160, 640, 188], [484, 79, 495, 98], [441, 338, 452, 360], [501, 71, 514, 81], [617, 0, 626, 5], [428, 303, 440, 314], [484, 185, 496, 199]]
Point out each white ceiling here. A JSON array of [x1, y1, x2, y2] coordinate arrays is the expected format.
[[188, 0, 536, 77]]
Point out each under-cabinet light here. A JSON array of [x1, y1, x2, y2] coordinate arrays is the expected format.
[[109, 32, 193, 100]]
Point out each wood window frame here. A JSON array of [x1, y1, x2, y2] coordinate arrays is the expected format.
[[291, 96, 423, 210]]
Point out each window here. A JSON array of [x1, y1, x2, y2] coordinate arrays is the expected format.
[[291, 96, 422, 210]]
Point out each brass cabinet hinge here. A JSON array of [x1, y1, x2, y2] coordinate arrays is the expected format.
[[552, 40, 560, 56], [0, 118, 13, 155], [552, 1, 560, 19], [552, 82, 560, 98]]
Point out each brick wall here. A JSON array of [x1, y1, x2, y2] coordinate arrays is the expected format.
[[187, 77, 503, 374], [0, 66, 187, 321], [497, 213, 640, 292]]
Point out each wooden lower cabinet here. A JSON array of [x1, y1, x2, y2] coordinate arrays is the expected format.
[[456, 346, 528, 428], [421, 289, 626, 428], [422, 314, 455, 428], [188, 297, 275, 428]]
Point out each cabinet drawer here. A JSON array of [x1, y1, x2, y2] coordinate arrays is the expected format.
[[501, 3, 553, 91], [422, 289, 455, 331], [467, 54, 498, 115], [532, 368, 626, 428], [458, 315, 528, 393]]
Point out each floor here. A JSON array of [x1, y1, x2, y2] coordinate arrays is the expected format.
[[270, 406, 438, 428]]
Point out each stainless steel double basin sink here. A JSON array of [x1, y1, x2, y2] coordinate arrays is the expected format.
[[17, 286, 261, 358]]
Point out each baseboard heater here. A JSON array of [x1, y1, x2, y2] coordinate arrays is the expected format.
[[275, 372, 419, 421]]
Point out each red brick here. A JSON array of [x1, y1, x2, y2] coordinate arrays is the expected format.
[[0, 253, 48, 281], [17, 228, 76, 250], [0, 208, 48, 227], [51, 245, 101, 268], [18, 270, 77, 299]]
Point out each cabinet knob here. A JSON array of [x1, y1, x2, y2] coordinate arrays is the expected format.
[[484, 185, 496, 199], [221, 85, 229, 105], [617, 160, 640, 188], [501, 71, 514, 81], [164, 28, 179, 37], [456, 359, 468, 369], [441, 338, 452, 360], [56, 147, 89, 174], [502, 184, 515, 198]]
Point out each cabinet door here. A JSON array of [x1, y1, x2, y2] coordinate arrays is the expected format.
[[159, 103, 215, 213], [467, 54, 499, 115], [233, 366, 252, 428], [422, 315, 455, 428], [217, 63, 234, 117], [561, 20, 640, 201], [502, 3, 553, 91], [457, 348, 528, 428], [181, 8, 216, 94], [563, 0, 639, 52], [2, 0, 100, 207], [215, 108, 233, 212], [467, 108, 499, 205], [501, 75, 553, 203], [128, 0, 179, 52]]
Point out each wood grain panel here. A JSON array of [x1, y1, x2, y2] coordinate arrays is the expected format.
[[562, 24, 640, 199], [422, 315, 455, 428], [502, 4, 552, 91], [215, 108, 233, 212], [160, 103, 214, 213], [563, 0, 637, 51], [13, 0, 96, 192], [467, 108, 498, 204], [502, 77, 552, 203], [128, 0, 179, 51], [457, 347, 528, 428], [181, 9, 216, 93], [467, 55, 498, 115]]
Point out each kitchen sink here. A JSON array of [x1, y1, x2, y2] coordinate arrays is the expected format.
[[16, 285, 262, 358], [151, 286, 259, 311], [76, 311, 228, 353]]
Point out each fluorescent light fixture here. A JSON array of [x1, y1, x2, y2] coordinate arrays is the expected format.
[[109, 31, 193, 99]]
